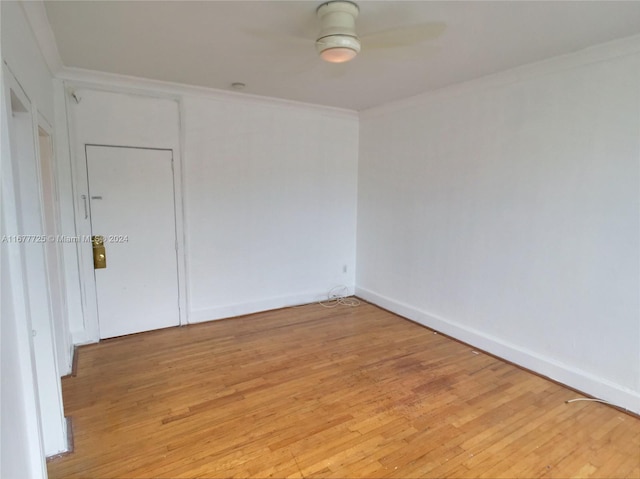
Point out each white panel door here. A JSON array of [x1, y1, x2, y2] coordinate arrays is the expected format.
[[86, 145, 179, 338]]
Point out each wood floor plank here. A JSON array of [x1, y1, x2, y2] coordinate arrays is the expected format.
[[47, 302, 640, 478]]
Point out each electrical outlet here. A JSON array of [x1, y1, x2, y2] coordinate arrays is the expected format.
[[343, 264, 348, 273]]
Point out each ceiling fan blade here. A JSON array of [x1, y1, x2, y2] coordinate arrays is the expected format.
[[243, 28, 313, 47], [360, 22, 446, 50]]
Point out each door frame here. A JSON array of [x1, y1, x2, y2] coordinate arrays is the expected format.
[[63, 86, 188, 344], [3, 63, 68, 458], [74, 143, 187, 342], [36, 113, 73, 376]]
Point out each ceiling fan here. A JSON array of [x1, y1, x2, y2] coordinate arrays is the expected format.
[[314, 1, 445, 64]]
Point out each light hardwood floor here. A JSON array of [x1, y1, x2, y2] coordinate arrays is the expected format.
[[48, 301, 639, 478]]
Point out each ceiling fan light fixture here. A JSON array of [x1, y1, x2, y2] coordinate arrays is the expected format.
[[316, 34, 361, 63], [320, 47, 358, 63], [316, 1, 360, 63]]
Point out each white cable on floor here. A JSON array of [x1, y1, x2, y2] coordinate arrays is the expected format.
[[565, 398, 614, 406], [319, 285, 360, 308]]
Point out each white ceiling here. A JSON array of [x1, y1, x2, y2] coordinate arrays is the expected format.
[[44, 1, 640, 111]]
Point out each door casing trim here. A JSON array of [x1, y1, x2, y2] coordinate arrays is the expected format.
[[75, 143, 187, 342]]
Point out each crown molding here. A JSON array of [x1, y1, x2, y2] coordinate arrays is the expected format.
[[57, 66, 358, 120], [361, 33, 640, 119], [18, 0, 356, 118], [19, 0, 63, 76]]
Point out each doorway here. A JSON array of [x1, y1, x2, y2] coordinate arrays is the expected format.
[[3, 67, 67, 456]]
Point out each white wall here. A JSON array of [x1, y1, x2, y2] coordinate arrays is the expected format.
[[64, 85, 359, 333], [184, 96, 358, 321], [53, 78, 85, 358], [357, 44, 640, 413], [1, 1, 54, 121]]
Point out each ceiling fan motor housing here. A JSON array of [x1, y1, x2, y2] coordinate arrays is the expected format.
[[316, 1, 361, 62]]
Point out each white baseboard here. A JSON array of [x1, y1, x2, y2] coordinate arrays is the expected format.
[[69, 287, 357, 343], [70, 330, 97, 347], [189, 286, 355, 324], [356, 286, 640, 415]]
